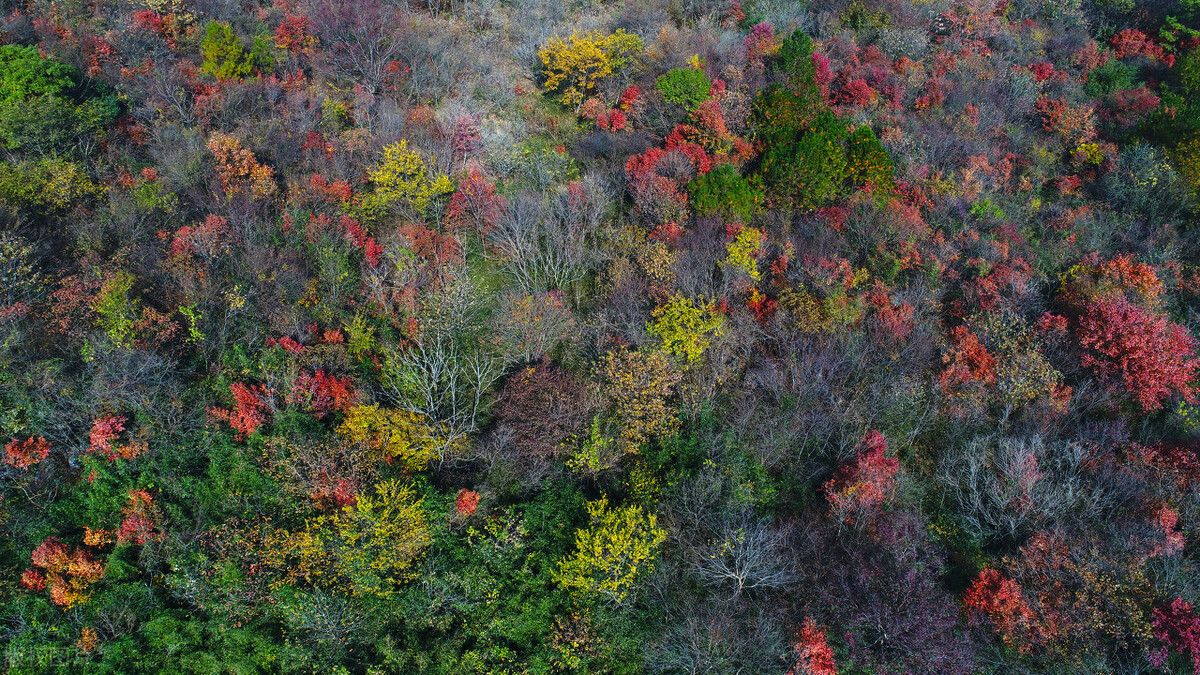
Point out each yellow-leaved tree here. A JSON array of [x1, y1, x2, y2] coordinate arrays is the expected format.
[[267, 479, 429, 598], [647, 293, 725, 363], [598, 347, 682, 452], [555, 496, 666, 604], [364, 139, 455, 218], [538, 30, 644, 110], [337, 404, 444, 472], [720, 226, 765, 281]]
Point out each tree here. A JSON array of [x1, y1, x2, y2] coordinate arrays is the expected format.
[[940, 435, 1085, 544], [555, 496, 666, 603], [208, 132, 278, 201], [656, 67, 712, 111], [363, 139, 455, 218], [381, 336, 500, 457], [1075, 292, 1199, 412], [0, 45, 119, 155], [597, 348, 682, 452], [212, 382, 272, 440], [790, 618, 837, 675], [488, 185, 598, 296], [720, 225, 766, 282], [309, 0, 410, 96], [689, 164, 763, 223], [647, 294, 725, 363], [289, 370, 358, 419], [751, 32, 893, 210], [538, 30, 643, 110], [688, 512, 795, 597], [3, 436, 50, 469], [1151, 598, 1200, 674], [200, 22, 253, 80], [0, 157, 104, 212], [962, 569, 1042, 654], [823, 431, 899, 528], [337, 404, 442, 471], [494, 362, 595, 456], [22, 538, 105, 608], [267, 479, 430, 598]]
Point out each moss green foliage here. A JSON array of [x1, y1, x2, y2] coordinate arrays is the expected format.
[[201, 22, 273, 80], [0, 45, 118, 154], [751, 32, 894, 209], [688, 163, 763, 222], [655, 67, 712, 111], [0, 45, 77, 104]]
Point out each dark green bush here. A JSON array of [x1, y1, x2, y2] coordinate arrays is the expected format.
[[689, 164, 764, 223], [751, 31, 894, 210], [0, 45, 118, 154], [1084, 59, 1137, 97]]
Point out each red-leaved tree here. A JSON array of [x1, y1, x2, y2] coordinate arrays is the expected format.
[[962, 568, 1042, 654], [1075, 293, 1198, 412], [1152, 597, 1200, 673], [823, 431, 899, 527], [790, 617, 838, 675], [4, 436, 50, 469]]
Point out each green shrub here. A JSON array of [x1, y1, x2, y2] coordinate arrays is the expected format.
[[1140, 50, 1200, 147], [656, 67, 712, 111], [0, 45, 118, 154], [689, 164, 763, 223], [774, 30, 818, 87], [751, 31, 894, 210], [1084, 59, 1136, 97], [757, 110, 851, 209], [201, 22, 273, 80], [846, 124, 895, 191], [0, 45, 76, 103]]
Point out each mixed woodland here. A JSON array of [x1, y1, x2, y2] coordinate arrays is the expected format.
[[3, 0, 1200, 672]]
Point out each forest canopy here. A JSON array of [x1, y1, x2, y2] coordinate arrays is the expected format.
[[2, 0, 1200, 673]]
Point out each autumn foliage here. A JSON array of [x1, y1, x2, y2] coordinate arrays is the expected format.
[[823, 431, 899, 526], [1076, 293, 1198, 411], [4, 436, 50, 469], [23, 538, 105, 608], [5, 0, 1200, 670]]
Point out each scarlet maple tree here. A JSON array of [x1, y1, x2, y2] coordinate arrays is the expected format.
[[790, 617, 837, 675], [22, 537, 105, 607], [823, 431, 900, 527], [212, 383, 272, 439], [3, 436, 50, 469], [1075, 293, 1198, 412], [962, 568, 1043, 654]]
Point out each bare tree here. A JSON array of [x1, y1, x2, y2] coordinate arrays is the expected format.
[[380, 276, 501, 455], [381, 336, 500, 457], [308, 0, 410, 99], [488, 177, 607, 299], [940, 435, 1091, 544], [688, 512, 796, 598]]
